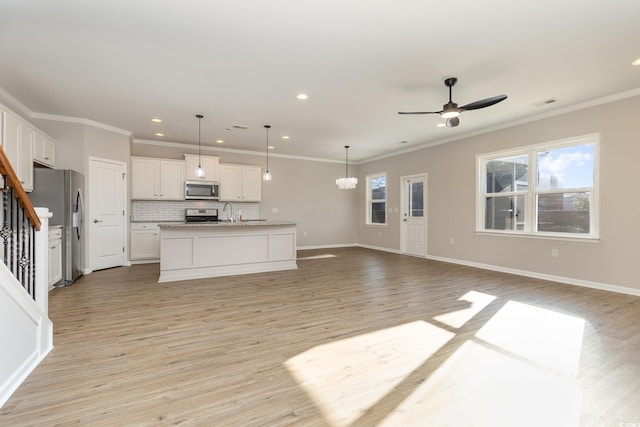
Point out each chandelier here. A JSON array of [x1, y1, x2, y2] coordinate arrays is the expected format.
[[336, 145, 357, 190]]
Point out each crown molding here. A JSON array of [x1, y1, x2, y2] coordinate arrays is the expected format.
[[31, 112, 131, 136], [0, 86, 131, 136], [132, 139, 344, 164], [0, 87, 32, 117]]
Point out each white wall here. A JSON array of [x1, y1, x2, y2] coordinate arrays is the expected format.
[[357, 94, 640, 292], [131, 142, 359, 247]]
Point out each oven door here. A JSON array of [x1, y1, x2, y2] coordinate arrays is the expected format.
[[185, 181, 219, 200]]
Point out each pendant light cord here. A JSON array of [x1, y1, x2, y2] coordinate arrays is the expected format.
[[265, 125, 271, 171], [344, 145, 349, 178], [196, 114, 204, 168]]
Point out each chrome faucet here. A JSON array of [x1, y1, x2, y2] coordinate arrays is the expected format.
[[222, 202, 233, 221]]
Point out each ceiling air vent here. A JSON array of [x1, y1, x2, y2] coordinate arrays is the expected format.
[[232, 124, 248, 130], [532, 98, 557, 107]]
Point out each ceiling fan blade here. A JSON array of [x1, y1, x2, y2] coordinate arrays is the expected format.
[[460, 95, 507, 111], [398, 111, 441, 115]]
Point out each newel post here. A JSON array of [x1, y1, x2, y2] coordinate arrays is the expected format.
[[34, 207, 51, 317]]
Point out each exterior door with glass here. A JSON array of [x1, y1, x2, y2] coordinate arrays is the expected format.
[[401, 174, 427, 257]]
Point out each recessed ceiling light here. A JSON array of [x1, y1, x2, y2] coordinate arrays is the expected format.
[[633, 58, 640, 66], [436, 123, 446, 128], [282, 135, 290, 140], [296, 93, 308, 100], [216, 139, 224, 144], [400, 140, 409, 144], [151, 118, 162, 123], [155, 132, 164, 137]]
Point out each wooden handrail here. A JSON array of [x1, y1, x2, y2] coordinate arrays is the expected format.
[[0, 146, 41, 231]]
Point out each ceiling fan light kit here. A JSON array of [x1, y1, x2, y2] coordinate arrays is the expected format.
[[399, 77, 507, 127]]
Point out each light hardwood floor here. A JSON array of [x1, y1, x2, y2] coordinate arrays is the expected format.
[[2, 247, 639, 426]]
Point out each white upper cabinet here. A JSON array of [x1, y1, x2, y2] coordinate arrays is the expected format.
[[131, 157, 185, 200], [219, 164, 262, 202], [33, 131, 56, 167], [1, 110, 34, 191], [184, 154, 220, 182]]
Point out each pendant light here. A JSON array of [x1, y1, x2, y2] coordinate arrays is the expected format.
[[336, 145, 357, 190], [195, 114, 205, 178], [263, 124, 272, 181]]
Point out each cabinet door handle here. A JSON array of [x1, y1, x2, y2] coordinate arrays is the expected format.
[[44, 157, 49, 160], [93, 219, 103, 223]]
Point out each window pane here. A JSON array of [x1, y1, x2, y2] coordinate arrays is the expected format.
[[371, 202, 386, 224], [411, 182, 424, 217], [537, 143, 594, 190], [486, 155, 528, 193], [537, 192, 590, 233], [371, 176, 386, 200], [485, 195, 525, 231]]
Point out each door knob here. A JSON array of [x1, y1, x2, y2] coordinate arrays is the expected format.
[[93, 219, 103, 223]]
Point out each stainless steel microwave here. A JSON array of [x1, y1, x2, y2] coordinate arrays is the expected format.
[[184, 180, 219, 200]]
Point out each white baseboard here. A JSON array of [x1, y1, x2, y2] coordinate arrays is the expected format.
[[129, 259, 159, 265], [356, 243, 402, 254], [295, 243, 640, 297], [297, 243, 357, 251], [425, 254, 640, 297]]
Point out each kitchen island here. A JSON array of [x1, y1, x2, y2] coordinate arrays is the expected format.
[[158, 221, 297, 282]]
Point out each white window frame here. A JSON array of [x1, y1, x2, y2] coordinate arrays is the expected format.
[[476, 133, 599, 240], [366, 172, 387, 226]]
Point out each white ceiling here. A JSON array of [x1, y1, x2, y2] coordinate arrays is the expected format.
[[1, 0, 639, 162]]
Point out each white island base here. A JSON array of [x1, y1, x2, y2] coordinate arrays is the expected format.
[[158, 222, 297, 283]]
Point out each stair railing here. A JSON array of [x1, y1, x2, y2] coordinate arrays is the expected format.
[[0, 147, 40, 300]]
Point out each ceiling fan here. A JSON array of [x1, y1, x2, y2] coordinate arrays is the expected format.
[[398, 77, 507, 127]]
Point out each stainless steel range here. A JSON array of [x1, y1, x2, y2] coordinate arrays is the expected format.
[[184, 208, 219, 223]]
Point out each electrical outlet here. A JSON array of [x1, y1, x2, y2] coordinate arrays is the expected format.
[[449, 238, 454, 245], [272, 207, 279, 213], [551, 249, 559, 257], [378, 231, 382, 237], [303, 231, 308, 237]]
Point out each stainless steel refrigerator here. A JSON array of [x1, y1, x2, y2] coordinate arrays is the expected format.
[[29, 168, 85, 286]]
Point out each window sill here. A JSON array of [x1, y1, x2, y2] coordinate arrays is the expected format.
[[366, 223, 387, 228], [475, 230, 600, 243]]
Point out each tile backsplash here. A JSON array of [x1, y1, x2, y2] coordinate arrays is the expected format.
[[131, 200, 259, 222]]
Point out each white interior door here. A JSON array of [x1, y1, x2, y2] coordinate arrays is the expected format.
[[89, 157, 126, 271], [401, 174, 427, 257]]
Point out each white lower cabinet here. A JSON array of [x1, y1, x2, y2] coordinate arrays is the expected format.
[[48, 226, 62, 289], [130, 223, 160, 260]]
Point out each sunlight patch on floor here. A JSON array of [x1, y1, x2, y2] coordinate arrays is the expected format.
[[284, 321, 454, 427], [379, 340, 582, 427], [475, 300, 585, 375], [433, 290, 497, 329], [297, 254, 337, 260]]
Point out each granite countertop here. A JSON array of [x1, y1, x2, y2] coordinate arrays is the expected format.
[[159, 220, 296, 228]]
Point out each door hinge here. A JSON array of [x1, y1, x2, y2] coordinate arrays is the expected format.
[[122, 173, 126, 179], [123, 247, 125, 253], [123, 210, 125, 216]]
